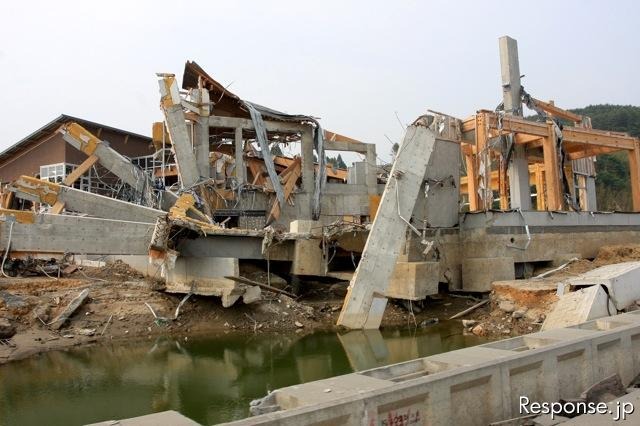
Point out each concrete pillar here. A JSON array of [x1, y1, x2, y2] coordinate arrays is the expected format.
[[193, 117, 210, 179], [190, 88, 210, 179], [365, 144, 378, 195], [585, 177, 597, 211], [337, 121, 436, 329], [234, 127, 245, 184], [499, 36, 531, 210], [300, 126, 315, 219], [290, 220, 324, 276], [158, 76, 200, 189]]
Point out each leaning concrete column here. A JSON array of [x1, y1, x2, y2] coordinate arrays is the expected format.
[[337, 117, 436, 329], [499, 36, 531, 210], [158, 74, 200, 189]]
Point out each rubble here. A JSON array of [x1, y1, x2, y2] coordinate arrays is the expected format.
[[50, 288, 90, 330], [0, 318, 15, 339]]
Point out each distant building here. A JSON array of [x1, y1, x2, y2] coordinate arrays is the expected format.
[[0, 115, 154, 194]]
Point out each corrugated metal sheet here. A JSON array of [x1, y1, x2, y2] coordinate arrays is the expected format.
[[572, 157, 596, 177]]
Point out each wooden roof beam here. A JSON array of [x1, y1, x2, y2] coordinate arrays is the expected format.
[[530, 98, 583, 124]]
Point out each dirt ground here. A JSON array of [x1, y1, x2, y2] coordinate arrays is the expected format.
[[3, 245, 640, 364], [468, 244, 640, 338], [0, 261, 485, 364]]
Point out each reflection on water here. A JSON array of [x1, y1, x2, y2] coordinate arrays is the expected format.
[[0, 322, 485, 425]]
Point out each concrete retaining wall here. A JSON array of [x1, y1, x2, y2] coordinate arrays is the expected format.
[[225, 311, 640, 425]]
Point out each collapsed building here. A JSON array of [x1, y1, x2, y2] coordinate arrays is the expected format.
[[1, 36, 640, 329]]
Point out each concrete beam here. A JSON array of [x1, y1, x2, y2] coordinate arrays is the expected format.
[[0, 213, 153, 255], [208, 115, 306, 134], [8, 176, 165, 223], [59, 123, 157, 207], [324, 140, 371, 153], [337, 119, 437, 329]]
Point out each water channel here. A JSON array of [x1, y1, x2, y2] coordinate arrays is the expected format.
[[0, 322, 486, 425]]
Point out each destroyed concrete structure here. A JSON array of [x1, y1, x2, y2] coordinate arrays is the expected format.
[[0, 36, 639, 332]]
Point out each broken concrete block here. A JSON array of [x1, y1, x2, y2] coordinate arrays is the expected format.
[[51, 288, 90, 330], [221, 292, 241, 308], [462, 319, 477, 328], [498, 300, 515, 313], [32, 304, 51, 324], [542, 285, 615, 330], [512, 309, 527, 319], [567, 261, 640, 311], [0, 318, 16, 338], [387, 261, 439, 300], [242, 286, 262, 304]]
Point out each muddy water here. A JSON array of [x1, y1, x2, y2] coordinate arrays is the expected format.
[[0, 322, 485, 426]]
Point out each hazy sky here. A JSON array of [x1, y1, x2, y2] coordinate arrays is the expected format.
[[1, 0, 638, 162]]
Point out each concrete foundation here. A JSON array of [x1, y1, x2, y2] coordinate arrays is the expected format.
[[462, 257, 515, 292]]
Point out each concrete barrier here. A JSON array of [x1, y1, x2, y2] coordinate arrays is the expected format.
[[227, 311, 640, 425]]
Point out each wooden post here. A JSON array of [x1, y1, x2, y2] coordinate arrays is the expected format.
[[464, 151, 479, 211], [565, 164, 577, 208], [476, 113, 492, 210], [628, 144, 640, 212], [498, 155, 509, 210], [51, 154, 100, 214], [534, 164, 546, 211], [543, 123, 562, 210], [63, 155, 99, 186]]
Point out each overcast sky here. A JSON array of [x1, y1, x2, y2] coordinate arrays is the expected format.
[[1, 0, 638, 162]]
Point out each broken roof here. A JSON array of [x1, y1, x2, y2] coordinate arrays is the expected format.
[[0, 114, 151, 167], [182, 61, 319, 124]]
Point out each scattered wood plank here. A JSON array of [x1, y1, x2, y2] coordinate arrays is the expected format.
[[448, 299, 489, 320], [51, 288, 90, 330], [225, 275, 297, 298]]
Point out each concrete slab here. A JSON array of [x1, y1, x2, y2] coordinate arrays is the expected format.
[[427, 346, 514, 366], [542, 285, 616, 330], [86, 410, 200, 426], [568, 261, 640, 310], [274, 373, 392, 410]]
